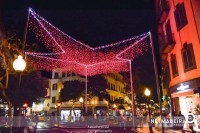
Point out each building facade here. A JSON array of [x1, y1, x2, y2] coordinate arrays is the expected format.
[[104, 73, 130, 115], [45, 71, 85, 111], [156, 0, 200, 118], [34, 70, 130, 120]]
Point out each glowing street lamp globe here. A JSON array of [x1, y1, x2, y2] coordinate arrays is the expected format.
[[57, 103, 61, 107], [79, 97, 83, 103], [23, 103, 28, 108], [13, 55, 26, 71], [144, 88, 150, 97]]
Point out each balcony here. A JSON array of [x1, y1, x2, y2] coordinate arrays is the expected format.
[[159, 34, 176, 60], [157, 0, 170, 23], [59, 101, 108, 108]]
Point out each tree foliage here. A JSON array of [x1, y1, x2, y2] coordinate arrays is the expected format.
[[0, 30, 47, 116], [88, 75, 110, 101], [60, 75, 110, 102], [60, 80, 85, 102], [6, 71, 47, 107], [0, 34, 21, 116]]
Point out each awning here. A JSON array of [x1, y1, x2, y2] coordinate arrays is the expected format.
[[49, 108, 56, 112], [171, 89, 194, 98]]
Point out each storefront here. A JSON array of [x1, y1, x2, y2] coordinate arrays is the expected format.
[[170, 78, 200, 116], [170, 78, 200, 130], [60, 109, 81, 122]]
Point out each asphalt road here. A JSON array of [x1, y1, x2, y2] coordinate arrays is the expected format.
[[34, 128, 88, 133], [34, 127, 134, 133]]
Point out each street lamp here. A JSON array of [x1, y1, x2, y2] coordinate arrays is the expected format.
[[113, 104, 117, 117], [79, 97, 83, 115], [144, 88, 150, 97], [12, 55, 26, 133], [79, 97, 83, 103], [144, 88, 153, 133], [13, 55, 26, 91], [13, 55, 26, 72], [22, 103, 28, 116], [113, 104, 117, 109]]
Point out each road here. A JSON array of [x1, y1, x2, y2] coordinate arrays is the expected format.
[[34, 127, 134, 133], [34, 128, 88, 133]]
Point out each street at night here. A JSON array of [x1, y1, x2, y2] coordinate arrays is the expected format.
[[1, 0, 200, 133], [33, 128, 132, 133]]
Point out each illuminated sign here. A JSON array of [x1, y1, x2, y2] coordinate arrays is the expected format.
[[177, 84, 189, 91]]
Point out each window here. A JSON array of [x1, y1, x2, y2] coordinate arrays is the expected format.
[[71, 72, 75, 76], [52, 83, 57, 90], [174, 3, 188, 31], [52, 97, 56, 103], [111, 84, 114, 90], [182, 43, 196, 72], [66, 72, 70, 77], [62, 72, 66, 77], [111, 96, 113, 101], [165, 20, 174, 43], [54, 72, 59, 79], [170, 54, 178, 77]]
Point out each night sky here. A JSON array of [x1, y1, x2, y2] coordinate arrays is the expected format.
[[0, 0, 159, 101], [1, 0, 156, 46]]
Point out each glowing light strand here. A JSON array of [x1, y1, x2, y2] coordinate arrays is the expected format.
[[25, 9, 151, 76]]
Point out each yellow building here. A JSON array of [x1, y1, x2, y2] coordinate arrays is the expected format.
[[104, 73, 127, 102], [104, 73, 130, 115], [36, 71, 130, 117]]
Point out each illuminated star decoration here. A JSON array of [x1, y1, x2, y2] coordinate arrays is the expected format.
[[25, 8, 151, 76]]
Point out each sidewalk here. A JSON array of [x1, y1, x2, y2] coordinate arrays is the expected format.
[[55, 121, 200, 133], [134, 127, 182, 133], [134, 127, 200, 133]]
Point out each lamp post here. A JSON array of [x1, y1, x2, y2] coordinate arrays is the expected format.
[[79, 97, 83, 115], [144, 88, 154, 133], [55, 102, 61, 124], [22, 103, 28, 116], [12, 55, 26, 133], [113, 104, 117, 116]]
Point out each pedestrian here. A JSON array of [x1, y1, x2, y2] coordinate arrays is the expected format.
[[122, 114, 127, 130], [50, 112, 55, 127], [35, 114, 39, 129], [146, 113, 153, 133], [188, 112, 196, 133], [178, 111, 185, 131]]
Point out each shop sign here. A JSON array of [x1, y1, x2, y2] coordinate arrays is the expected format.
[[177, 84, 189, 91]]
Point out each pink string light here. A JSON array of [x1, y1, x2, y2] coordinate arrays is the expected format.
[[25, 8, 151, 76]]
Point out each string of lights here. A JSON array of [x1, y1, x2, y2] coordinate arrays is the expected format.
[[25, 8, 151, 76]]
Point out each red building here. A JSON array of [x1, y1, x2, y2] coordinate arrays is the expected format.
[[156, 0, 200, 117]]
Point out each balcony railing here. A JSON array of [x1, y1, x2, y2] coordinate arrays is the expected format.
[[166, 34, 175, 44], [157, 0, 170, 23], [159, 33, 176, 60], [59, 101, 108, 108]]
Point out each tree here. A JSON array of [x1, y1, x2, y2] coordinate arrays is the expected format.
[[0, 30, 47, 117], [0, 36, 21, 116], [60, 80, 85, 102], [60, 75, 110, 102], [6, 71, 47, 107], [59, 80, 85, 118], [88, 75, 110, 101]]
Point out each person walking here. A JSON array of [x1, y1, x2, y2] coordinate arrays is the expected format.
[[178, 111, 185, 132], [35, 114, 39, 129], [188, 112, 196, 133]]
